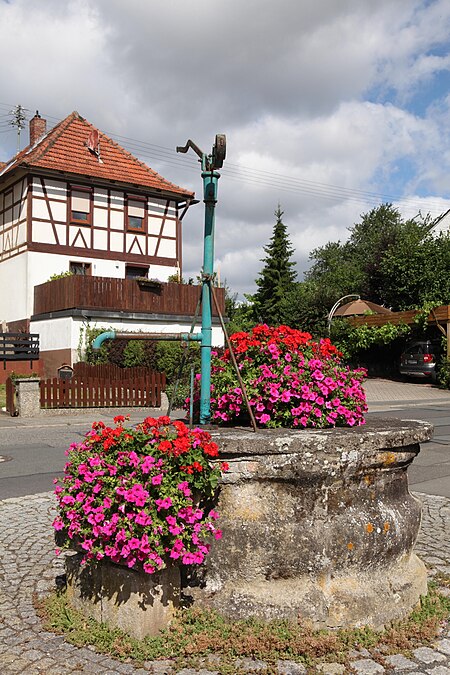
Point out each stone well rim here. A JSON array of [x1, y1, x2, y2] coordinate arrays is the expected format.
[[210, 417, 433, 456]]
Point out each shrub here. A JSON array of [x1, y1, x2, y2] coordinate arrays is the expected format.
[[53, 416, 226, 574], [8, 371, 39, 381], [155, 341, 200, 384], [123, 340, 158, 368], [206, 324, 367, 429], [438, 356, 450, 389], [48, 271, 74, 281]]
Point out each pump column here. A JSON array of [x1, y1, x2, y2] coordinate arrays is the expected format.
[[199, 170, 220, 424]]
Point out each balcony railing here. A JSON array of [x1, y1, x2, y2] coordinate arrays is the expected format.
[[33, 276, 225, 318]]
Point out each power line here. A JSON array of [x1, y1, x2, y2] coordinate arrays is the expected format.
[[86, 126, 450, 213], [0, 101, 448, 214]]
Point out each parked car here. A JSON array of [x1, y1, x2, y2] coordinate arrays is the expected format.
[[399, 339, 441, 382]]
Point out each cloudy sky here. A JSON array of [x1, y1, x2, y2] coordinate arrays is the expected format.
[[1, 0, 450, 297]]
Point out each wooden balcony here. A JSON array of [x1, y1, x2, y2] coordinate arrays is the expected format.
[[33, 276, 225, 317]]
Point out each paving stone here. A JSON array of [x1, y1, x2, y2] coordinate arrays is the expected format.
[[349, 649, 372, 659], [2, 657, 34, 673], [76, 664, 109, 674], [1, 491, 450, 674], [145, 661, 175, 674], [42, 637, 69, 652], [277, 660, 307, 674], [235, 657, 268, 671], [384, 653, 417, 670], [21, 648, 43, 662], [198, 655, 221, 668], [111, 662, 139, 673], [412, 647, 447, 664], [436, 640, 450, 656], [351, 659, 384, 674], [2, 644, 27, 655], [0, 653, 20, 667], [315, 664, 346, 674], [32, 656, 68, 671]]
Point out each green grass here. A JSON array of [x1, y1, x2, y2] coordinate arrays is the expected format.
[[34, 583, 450, 675], [0, 384, 6, 409]]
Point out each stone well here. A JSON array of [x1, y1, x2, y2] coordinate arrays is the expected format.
[[189, 418, 432, 629]]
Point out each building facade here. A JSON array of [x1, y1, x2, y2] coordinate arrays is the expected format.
[[0, 112, 224, 379]]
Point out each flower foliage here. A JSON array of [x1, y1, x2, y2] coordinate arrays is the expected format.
[[209, 325, 367, 428], [53, 416, 225, 574]]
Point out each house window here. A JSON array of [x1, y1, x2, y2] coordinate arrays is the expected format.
[[125, 265, 149, 279], [71, 187, 92, 224], [126, 196, 147, 231], [70, 262, 92, 276]]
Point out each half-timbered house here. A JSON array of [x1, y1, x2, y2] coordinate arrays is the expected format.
[[0, 112, 224, 379]]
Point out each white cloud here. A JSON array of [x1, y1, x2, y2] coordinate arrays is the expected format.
[[1, 0, 450, 297]]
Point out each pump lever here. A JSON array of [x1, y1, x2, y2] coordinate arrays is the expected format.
[[176, 139, 204, 160]]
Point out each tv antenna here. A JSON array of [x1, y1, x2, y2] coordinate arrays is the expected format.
[[9, 104, 28, 154]]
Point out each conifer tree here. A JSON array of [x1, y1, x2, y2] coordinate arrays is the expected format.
[[253, 207, 297, 324]]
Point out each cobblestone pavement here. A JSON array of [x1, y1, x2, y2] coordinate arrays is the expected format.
[[0, 492, 449, 675]]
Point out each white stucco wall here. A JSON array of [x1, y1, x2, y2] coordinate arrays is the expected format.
[[0, 252, 28, 323], [26, 251, 124, 318], [28, 250, 124, 284], [31, 316, 74, 351]]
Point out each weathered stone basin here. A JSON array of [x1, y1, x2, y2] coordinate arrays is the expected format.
[[65, 554, 180, 640], [189, 418, 433, 629]]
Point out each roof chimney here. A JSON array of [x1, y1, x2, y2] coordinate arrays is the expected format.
[[29, 111, 46, 146]]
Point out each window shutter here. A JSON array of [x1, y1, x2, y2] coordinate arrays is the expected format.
[[128, 199, 145, 217], [72, 190, 91, 212]]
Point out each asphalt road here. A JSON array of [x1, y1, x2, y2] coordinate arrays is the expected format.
[[0, 420, 89, 498], [0, 409, 187, 499], [0, 396, 449, 499], [368, 402, 450, 498]]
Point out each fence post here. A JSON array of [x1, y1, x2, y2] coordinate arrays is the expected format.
[[15, 377, 42, 417], [5, 377, 17, 416]]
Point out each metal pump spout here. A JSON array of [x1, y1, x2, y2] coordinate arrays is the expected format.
[[92, 330, 202, 352]]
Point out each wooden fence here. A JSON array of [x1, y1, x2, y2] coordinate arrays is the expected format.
[[349, 304, 450, 327], [40, 371, 166, 409], [5, 377, 17, 416], [73, 363, 159, 381]]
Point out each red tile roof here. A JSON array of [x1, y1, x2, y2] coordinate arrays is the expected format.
[[0, 111, 193, 199]]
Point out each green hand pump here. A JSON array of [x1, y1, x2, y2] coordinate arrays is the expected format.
[[92, 135, 226, 425], [176, 134, 226, 424]]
